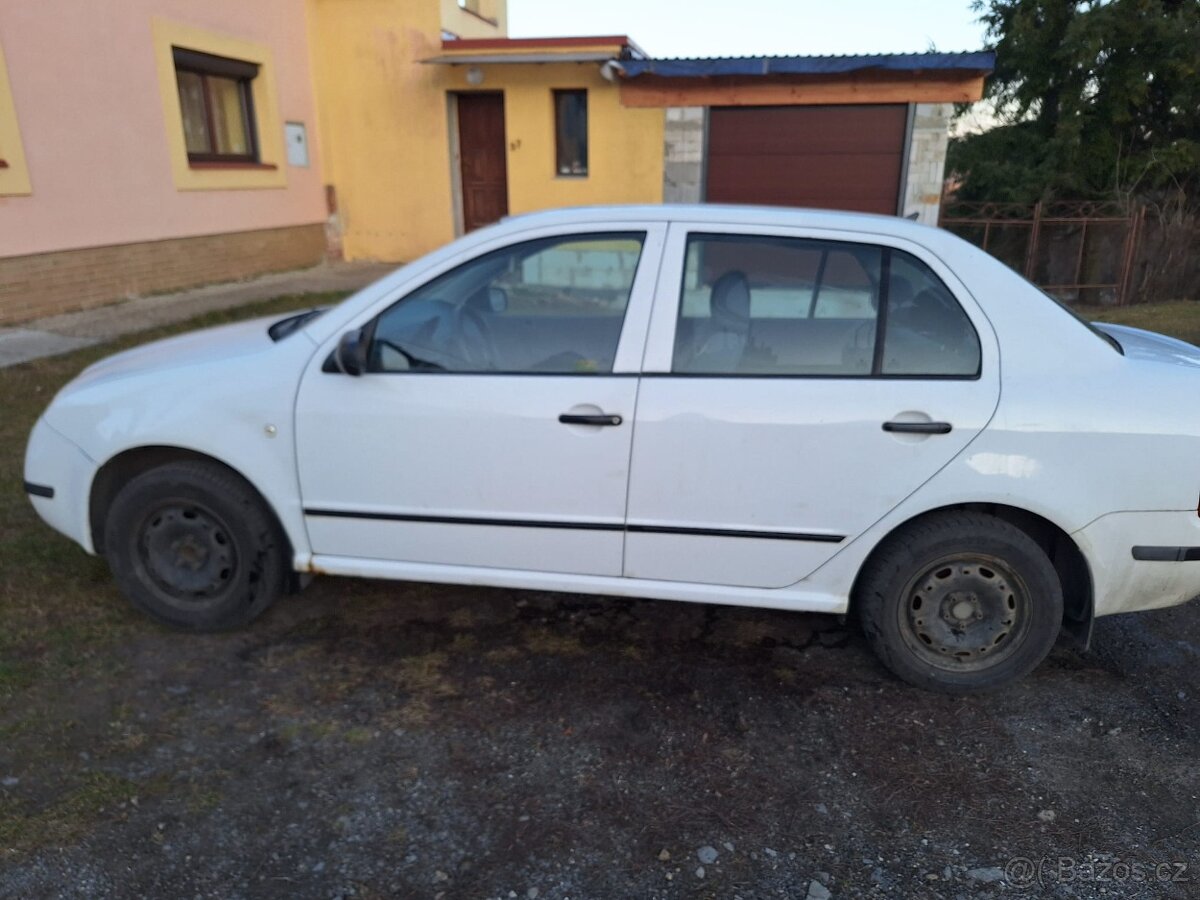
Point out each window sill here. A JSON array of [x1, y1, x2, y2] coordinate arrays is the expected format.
[[188, 160, 278, 171], [556, 173, 589, 179]]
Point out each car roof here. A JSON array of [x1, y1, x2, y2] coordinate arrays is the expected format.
[[501, 203, 941, 241]]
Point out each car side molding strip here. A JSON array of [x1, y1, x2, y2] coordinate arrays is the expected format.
[[1131, 545, 1200, 562], [23, 481, 54, 499], [626, 524, 844, 543], [303, 509, 845, 543], [304, 509, 623, 531]]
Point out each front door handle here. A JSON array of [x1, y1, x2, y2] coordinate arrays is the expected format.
[[883, 420, 953, 435], [559, 413, 623, 427]]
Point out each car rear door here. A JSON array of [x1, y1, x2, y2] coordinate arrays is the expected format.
[[624, 222, 1001, 588], [294, 224, 665, 577]]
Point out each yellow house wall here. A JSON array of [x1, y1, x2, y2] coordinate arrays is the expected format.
[[307, 2, 663, 262], [305, 0, 457, 261], [442, 63, 664, 220]]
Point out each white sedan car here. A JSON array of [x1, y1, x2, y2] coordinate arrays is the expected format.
[[24, 205, 1200, 692]]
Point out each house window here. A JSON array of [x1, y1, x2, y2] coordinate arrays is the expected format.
[[172, 48, 259, 163], [554, 90, 588, 177], [458, 0, 482, 13]]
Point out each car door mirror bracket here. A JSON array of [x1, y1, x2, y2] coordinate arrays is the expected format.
[[332, 328, 369, 376]]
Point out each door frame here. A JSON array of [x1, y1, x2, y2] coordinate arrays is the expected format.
[[628, 220, 1001, 589], [640, 220, 1000, 374], [446, 92, 465, 237], [293, 220, 669, 577], [451, 90, 509, 234]]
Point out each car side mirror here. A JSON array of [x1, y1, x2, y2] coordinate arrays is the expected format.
[[333, 328, 368, 376], [487, 287, 508, 314]]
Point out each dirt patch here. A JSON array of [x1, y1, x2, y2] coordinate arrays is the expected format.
[[1, 576, 1198, 899]]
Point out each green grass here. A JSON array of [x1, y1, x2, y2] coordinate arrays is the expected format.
[[0, 290, 350, 702], [0, 771, 151, 852], [1081, 300, 1200, 346], [0, 289, 352, 852]]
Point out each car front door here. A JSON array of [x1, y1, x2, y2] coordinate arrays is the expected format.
[[624, 224, 1001, 588], [294, 225, 664, 576]]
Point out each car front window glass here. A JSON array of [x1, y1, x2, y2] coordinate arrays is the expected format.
[[369, 233, 645, 374]]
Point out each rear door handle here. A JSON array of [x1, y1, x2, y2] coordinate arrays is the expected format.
[[559, 413, 623, 427], [883, 420, 953, 435]]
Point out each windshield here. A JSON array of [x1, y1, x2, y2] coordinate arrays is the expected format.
[[268, 308, 326, 342]]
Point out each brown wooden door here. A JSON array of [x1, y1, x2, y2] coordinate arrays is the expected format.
[[457, 93, 509, 232], [706, 105, 908, 215]]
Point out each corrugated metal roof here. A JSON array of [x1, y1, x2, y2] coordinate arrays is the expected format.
[[621, 51, 995, 79]]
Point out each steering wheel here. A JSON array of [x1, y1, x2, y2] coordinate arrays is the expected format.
[[449, 303, 499, 371]]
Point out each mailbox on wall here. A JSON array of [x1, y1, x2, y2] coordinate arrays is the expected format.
[[285, 122, 309, 167]]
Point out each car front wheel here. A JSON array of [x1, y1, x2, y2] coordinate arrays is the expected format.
[[856, 511, 1063, 693], [104, 460, 288, 631]]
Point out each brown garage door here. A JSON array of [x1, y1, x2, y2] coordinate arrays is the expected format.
[[705, 105, 908, 215]]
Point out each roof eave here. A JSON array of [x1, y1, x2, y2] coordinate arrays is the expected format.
[[424, 52, 620, 65], [437, 35, 647, 59]]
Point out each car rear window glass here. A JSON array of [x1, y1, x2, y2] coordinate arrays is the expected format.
[[673, 233, 979, 378], [675, 234, 881, 376], [881, 252, 981, 375]]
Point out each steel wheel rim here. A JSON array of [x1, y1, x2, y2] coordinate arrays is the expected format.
[[896, 553, 1033, 673], [136, 500, 238, 606]]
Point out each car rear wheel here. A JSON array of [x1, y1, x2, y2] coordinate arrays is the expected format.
[[104, 460, 287, 631], [856, 511, 1063, 693]]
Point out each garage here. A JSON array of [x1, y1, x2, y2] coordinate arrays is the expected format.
[[705, 104, 909, 215], [618, 52, 995, 225]]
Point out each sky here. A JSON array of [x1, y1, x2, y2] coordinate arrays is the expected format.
[[507, 0, 990, 58]]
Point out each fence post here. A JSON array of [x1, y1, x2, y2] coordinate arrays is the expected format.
[[1024, 201, 1042, 281], [1118, 204, 1146, 306], [1073, 219, 1089, 302]]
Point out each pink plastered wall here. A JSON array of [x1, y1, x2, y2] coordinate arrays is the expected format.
[[0, 0, 326, 259]]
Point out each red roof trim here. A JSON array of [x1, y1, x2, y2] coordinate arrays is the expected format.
[[441, 36, 633, 52]]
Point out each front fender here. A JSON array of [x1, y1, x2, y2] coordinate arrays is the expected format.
[[43, 337, 317, 565]]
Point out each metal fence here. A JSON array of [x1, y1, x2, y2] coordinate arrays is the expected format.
[[939, 201, 1144, 307]]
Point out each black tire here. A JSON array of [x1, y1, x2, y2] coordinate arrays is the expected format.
[[104, 460, 288, 631], [856, 511, 1063, 694]]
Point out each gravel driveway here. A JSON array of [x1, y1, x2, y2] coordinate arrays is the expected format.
[[2, 572, 1197, 899]]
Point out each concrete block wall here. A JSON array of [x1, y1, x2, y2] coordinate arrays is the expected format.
[[901, 103, 952, 226], [663, 107, 706, 204]]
